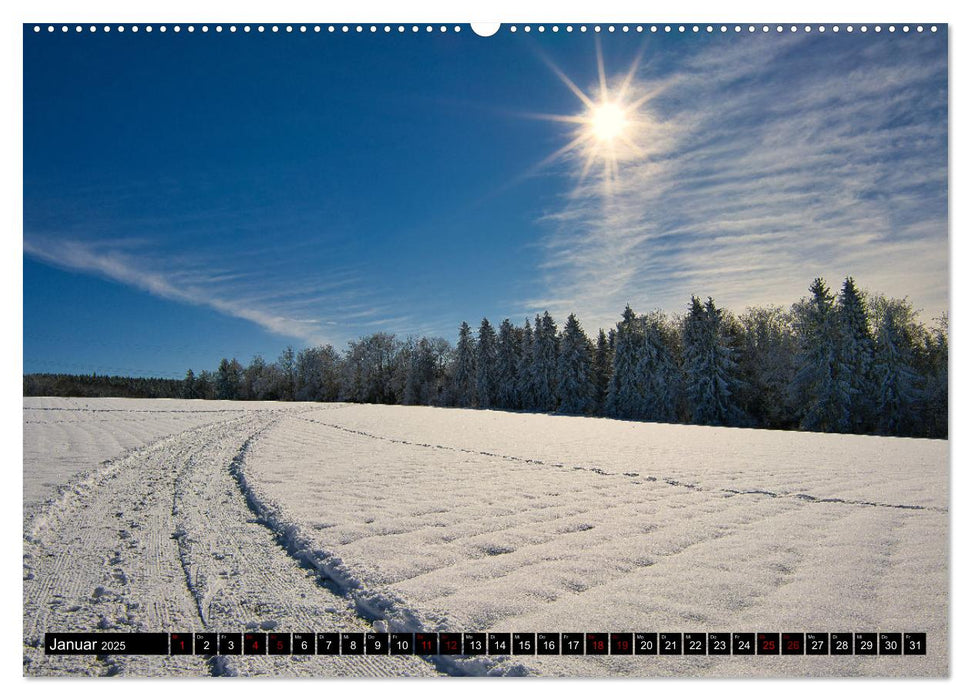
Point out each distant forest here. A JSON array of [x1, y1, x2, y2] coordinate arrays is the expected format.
[[24, 373, 184, 399], [25, 277, 948, 439]]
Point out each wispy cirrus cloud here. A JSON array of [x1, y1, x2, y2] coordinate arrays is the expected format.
[[527, 33, 948, 330], [23, 236, 395, 346]]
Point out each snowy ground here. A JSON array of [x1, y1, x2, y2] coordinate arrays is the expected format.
[[23, 398, 948, 677], [23, 398, 289, 522]]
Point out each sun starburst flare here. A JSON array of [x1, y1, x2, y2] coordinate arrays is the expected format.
[[525, 38, 661, 197]]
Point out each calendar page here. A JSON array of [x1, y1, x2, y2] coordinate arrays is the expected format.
[[22, 18, 948, 679]]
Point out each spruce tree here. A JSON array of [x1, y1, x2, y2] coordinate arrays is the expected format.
[[531, 312, 559, 412], [791, 279, 852, 432], [451, 321, 477, 407], [592, 329, 612, 413], [476, 318, 499, 408], [872, 296, 919, 435], [638, 311, 680, 422], [517, 319, 535, 410], [495, 319, 521, 409], [682, 297, 742, 426], [556, 313, 594, 414], [837, 277, 875, 432], [605, 305, 643, 419], [917, 314, 948, 438], [182, 369, 197, 399], [196, 370, 215, 399]]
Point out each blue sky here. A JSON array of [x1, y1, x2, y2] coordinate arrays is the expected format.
[[23, 25, 948, 378]]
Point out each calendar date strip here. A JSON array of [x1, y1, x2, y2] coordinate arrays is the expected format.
[[44, 632, 927, 656]]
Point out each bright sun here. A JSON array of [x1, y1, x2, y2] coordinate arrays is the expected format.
[[590, 102, 628, 142], [523, 40, 657, 194]]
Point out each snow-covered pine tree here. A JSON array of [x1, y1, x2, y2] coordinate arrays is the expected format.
[[195, 370, 215, 399], [681, 298, 705, 423], [605, 305, 643, 420], [592, 328, 612, 414], [531, 312, 559, 412], [790, 279, 852, 432], [871, 296, 919, 435], [556, 313, 594, 414], [182, 369, 197, 399], [495, 319, 521, 410], [517, 319, 536, 410], [682, 297, 742, 426], [450, 321, 477, 407], [400, 337, 450, 406], [476, 318, 499, 408], [837, 277, 876, 432], [637, 311, 680, 422], [737, 306, 798, 429], [916, 314, 948, 438]]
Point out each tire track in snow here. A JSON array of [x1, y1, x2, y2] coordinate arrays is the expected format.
[[169, 413, 441, 677], [23, 407, 277, 527], [23, 418, 241, 676], [295, 415, 946, 514], [228, 430, 531, 677], [24, 406, 439, 677]]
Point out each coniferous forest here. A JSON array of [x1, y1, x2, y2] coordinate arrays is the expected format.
[[24, 277, 948, 439]]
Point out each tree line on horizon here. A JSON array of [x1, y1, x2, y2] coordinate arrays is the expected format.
[[23, 373, 183, 399], [25, 277, 948, 439]]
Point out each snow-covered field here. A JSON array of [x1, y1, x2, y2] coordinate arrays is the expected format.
[[23, 398, 948, 677], [23, 398, 288, 521]]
